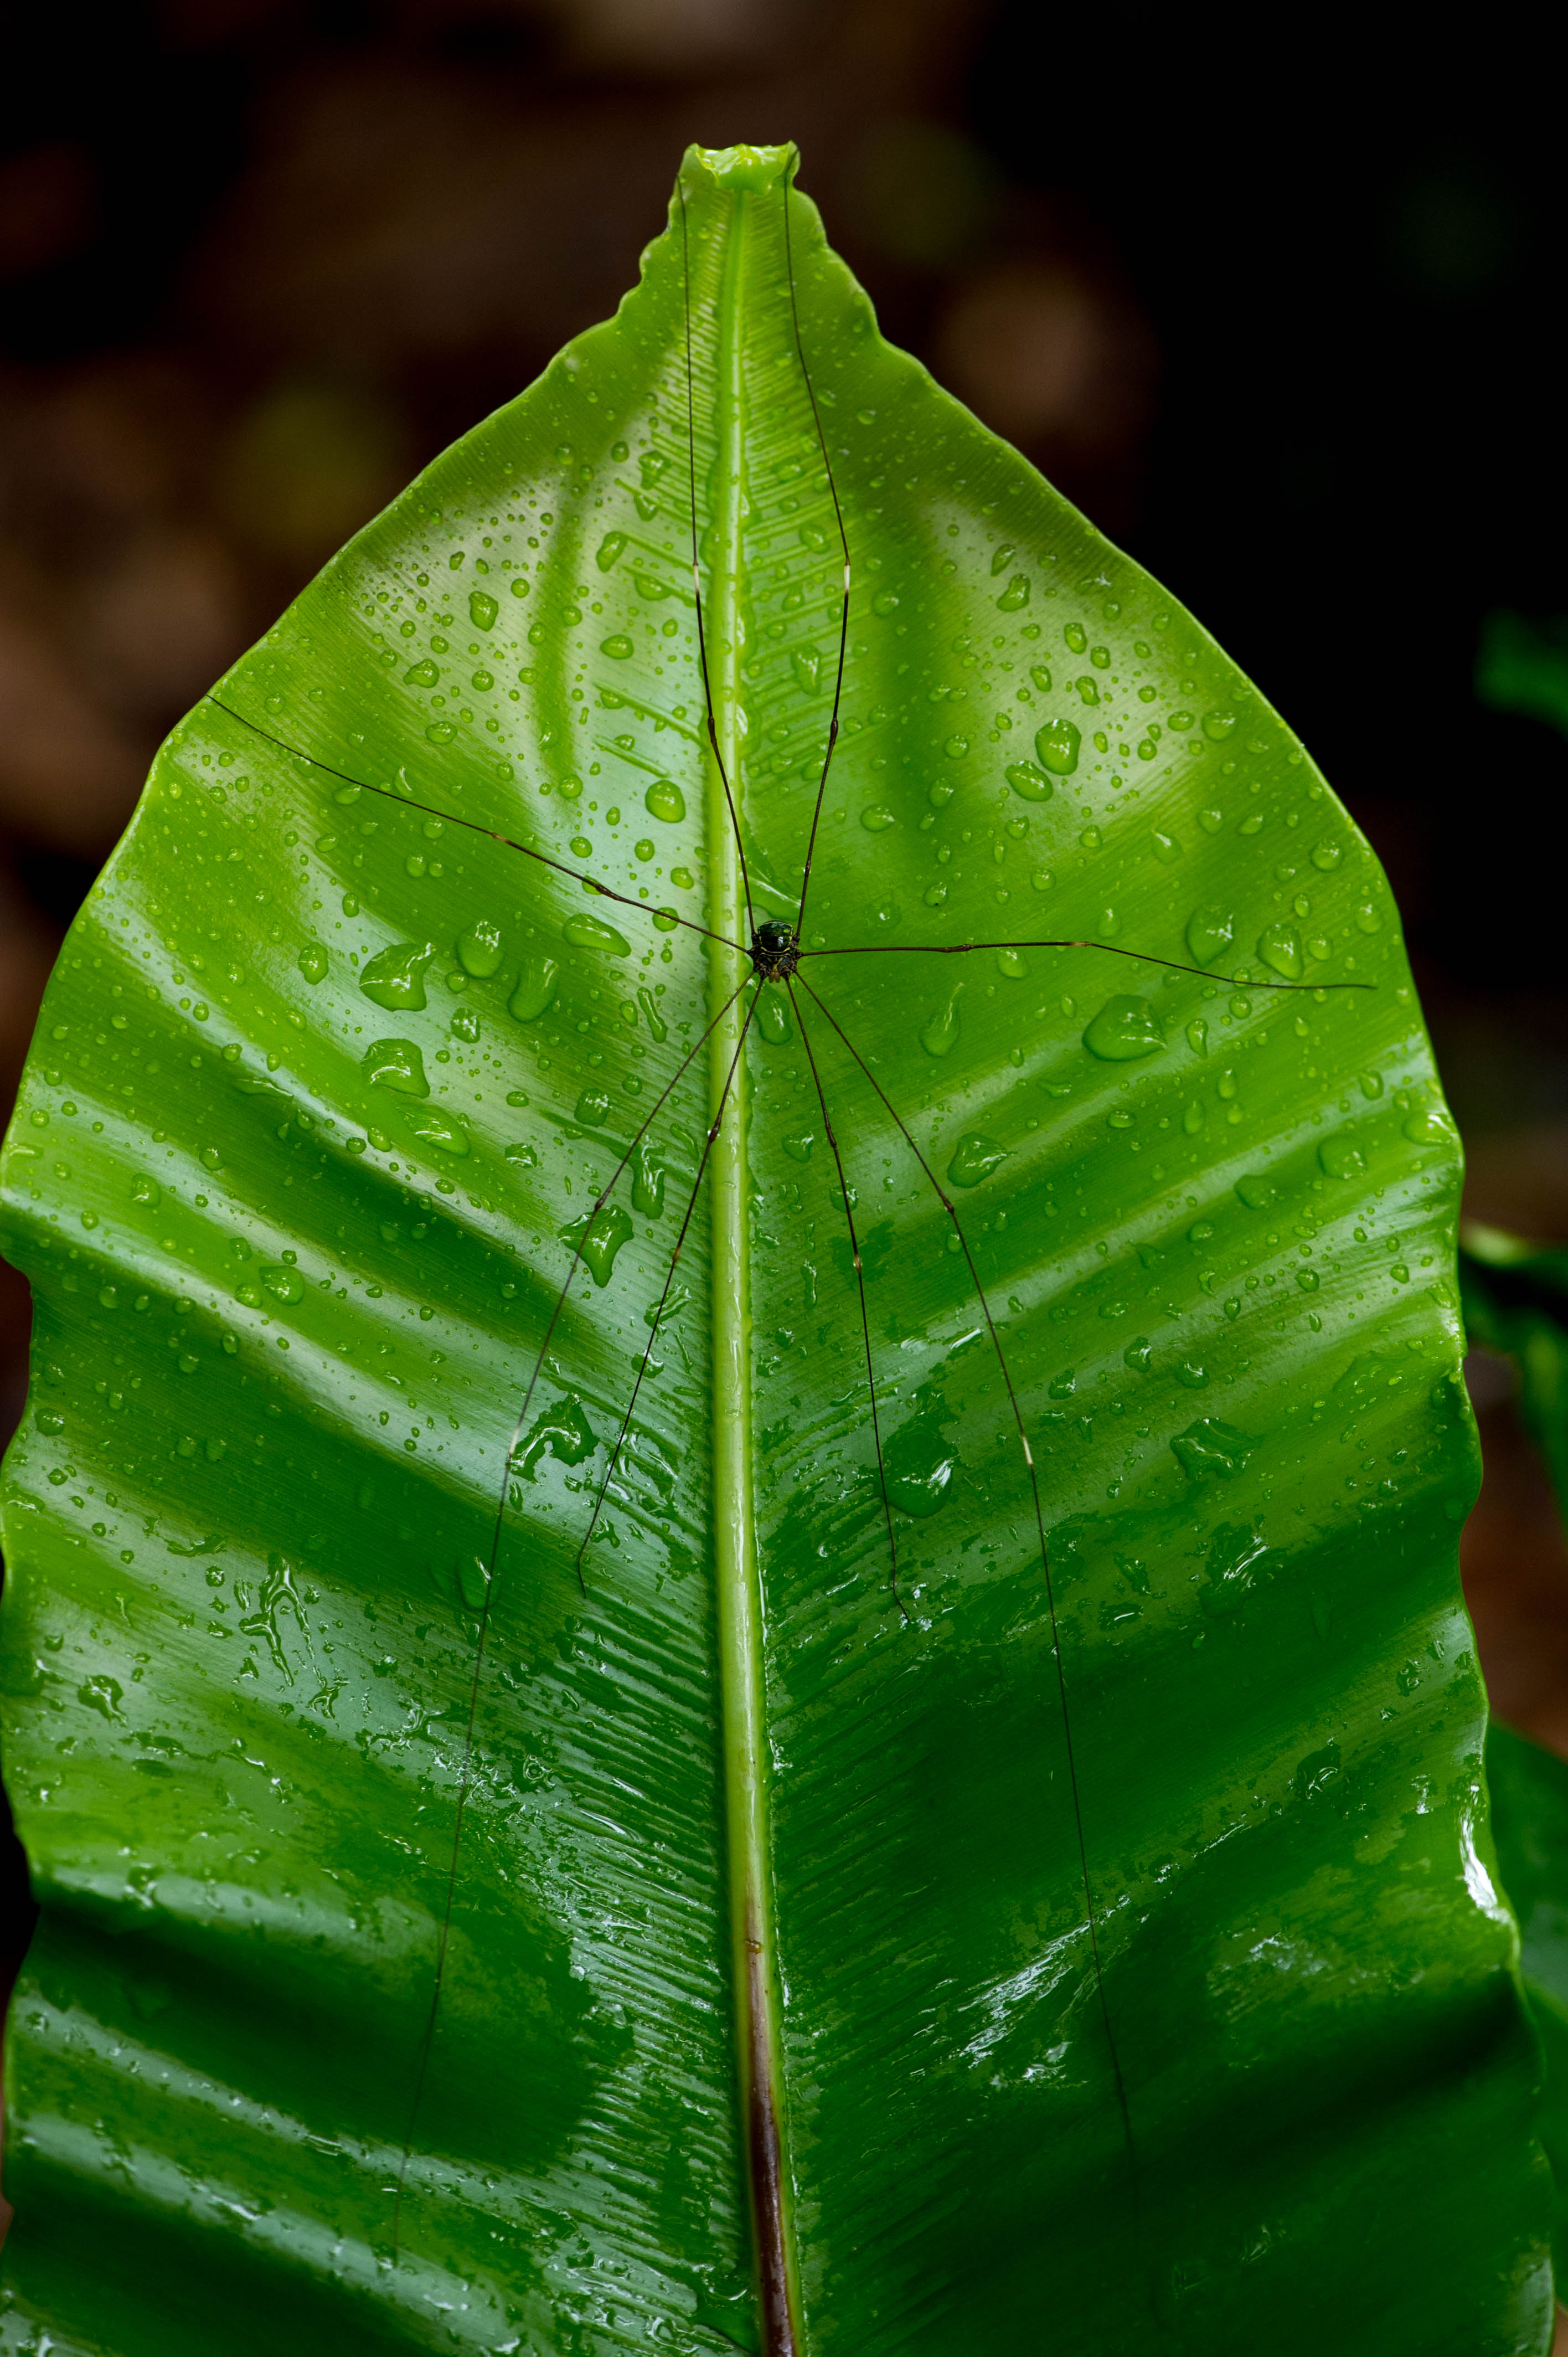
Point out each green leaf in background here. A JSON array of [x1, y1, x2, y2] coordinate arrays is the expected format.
[[1488, 1723, 1568, 2294], [1477, 610, 1568, 740], [1464, 1227, 1568, 2308], [0, 141, 1551, 2354]]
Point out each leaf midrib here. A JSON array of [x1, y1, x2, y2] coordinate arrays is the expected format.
[[702, 178, 801, 2350]]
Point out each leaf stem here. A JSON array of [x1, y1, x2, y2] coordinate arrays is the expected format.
[[700, 172, 802, 2357]]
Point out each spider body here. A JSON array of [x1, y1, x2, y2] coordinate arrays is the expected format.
[[750, 919, 801, 980]]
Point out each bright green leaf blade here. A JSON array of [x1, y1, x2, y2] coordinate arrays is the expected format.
[[0, 141, 1551, 2354]]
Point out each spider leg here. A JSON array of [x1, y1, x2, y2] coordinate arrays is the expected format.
[[391, 971, 752, 2253], [678, 186, 757, 941], [207, 696, 745, 955], [781, 161, 851, 940], [792, 968, 1137, 2173], [799, 935, 1372, 992], [787, 977, 908, 1625], [574, 982, 761, 1582]]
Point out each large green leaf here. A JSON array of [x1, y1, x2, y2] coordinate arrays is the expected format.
[[0, 142, 1550, 2354]]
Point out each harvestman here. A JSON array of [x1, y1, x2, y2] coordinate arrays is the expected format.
[[210, 156, 1368, 2266]]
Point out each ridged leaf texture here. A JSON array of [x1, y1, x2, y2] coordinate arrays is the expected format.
[[0, 142, 1550, 2356]]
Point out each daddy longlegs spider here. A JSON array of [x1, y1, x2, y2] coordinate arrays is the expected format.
[[208, 148, 1370, 2339]]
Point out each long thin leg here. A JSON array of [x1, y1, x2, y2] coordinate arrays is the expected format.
[[208, 696, 745, 956], [792, 969, 1136, 2168], [391, 973, 750, 2251], [575, 982, 761, 1581], [780, 164, 851, 939], [801, 936, 1373, 994], [788, 976, 908, 1625], [678, 184, 756, 942]]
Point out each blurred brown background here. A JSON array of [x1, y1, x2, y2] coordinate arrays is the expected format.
[[3, 0, 1567, 2019]]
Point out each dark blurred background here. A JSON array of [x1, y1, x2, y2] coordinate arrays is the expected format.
[[4, 0, 1568, 2066]]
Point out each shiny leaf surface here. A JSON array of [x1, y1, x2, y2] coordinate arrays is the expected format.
[[0, 142, 1550, 2354]]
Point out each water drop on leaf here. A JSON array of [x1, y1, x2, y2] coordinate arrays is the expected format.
[[947, 1133, 1007, 1187], [1034, 719, 1080, 775], [563, 913, 631, 956], [1082, 996, 1164, 1061], [363, 1038, 429, 1097], [1185, 907, 1234, 967], [359, 941, 435, 1011], [508, 957, 559, 1022], [644, 779, 686, 823]]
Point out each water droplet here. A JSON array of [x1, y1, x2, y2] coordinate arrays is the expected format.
[[457, 915, 504, 977], [560, 1203, 635, 1286], [1296, 1268, 1319, 1291], [755, 989, 792, 1045], [298, 943, 328, 985], [781, 1134, 814, 1162], [991, 545, 1017, 577], [645, 778, 686, 823], [996, 949, 1029, 978], [637, 986, 667, 1041], [405, 659, 439, 688], [633, 1140, 665, 1217], [1185, 907, 1234, 967], [1082, 996, 1164, 1061], [1402, 1107, 1452, 1145], [860, 805, 895, 832], [359, 940, 435, 1011], [457, 1557, 492, 1613], [596, 532, 628, 571], [468, 591, 498, 631], [996, 574, 1030, 612], [1234, 1174, 1277, 1210], [576, 1087, 612, 1126], [1005, 761, 1053, 802], [1311, 840, 1343, 870], [408, 1109, 470, 1156], [871, 589, 899, 617], [943, 734, 969, 760], [792, 648, 821, 692], [261, 1265, 305, 1305], [1186, 1018, 1208, 1055], [1319, 1135, 1365, 1179], [921, 991, 963, 1057], [1201, 711, 1236, 742], [1065, 622, 1087, 653], [363, 1037, 429, 1097], [947, 1133, 1007, 1187], [601, 634, 634, 660], [1257, 922, 1304, 980], [1183, 1101, 1204, 1134], [517, 1392, 597, 1478], [1151, 830, 1181, 863], [1034, 719, 1081, 775], [509, 957, 559, 1022], [131, 1175, 161, 1208], [563, 912, 631, 956]]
